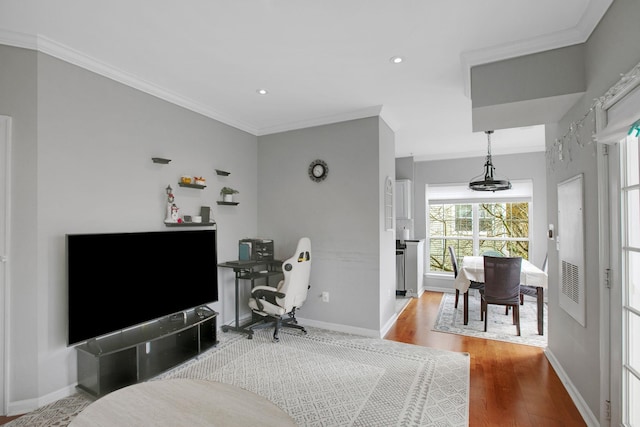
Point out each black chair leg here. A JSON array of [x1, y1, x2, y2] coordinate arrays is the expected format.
[[537, 287, 544, 335], [484, 311, 488, 332], [454, 289, 459, 308], [282, 317, 308, 335], [483, 301, 488, 331], [272, 318, 281, 342]]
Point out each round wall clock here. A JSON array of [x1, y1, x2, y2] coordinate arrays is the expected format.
[[308, 159, 328, 182]]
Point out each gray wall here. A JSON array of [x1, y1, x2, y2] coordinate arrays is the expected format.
[[545, 0, 640, 421], [413, 151, 548, 270], [378, 119, 397, 329], [471, 44, 586, 108], [1, 43, 397, 411], [0, 44, 39, 403], [1, 46, 259, 407], [257, 116, 396, 333], [7, 0, 635, 415], [470, 44, 587, 133]]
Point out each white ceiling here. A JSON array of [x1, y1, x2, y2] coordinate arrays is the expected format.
[[0, 0, 612, 160]]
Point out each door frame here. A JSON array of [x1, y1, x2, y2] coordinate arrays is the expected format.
[[607, 143, 622, 426], [0, 116, 12, 416], [597, 140, 619, 426], [594, 60, 640, 426]]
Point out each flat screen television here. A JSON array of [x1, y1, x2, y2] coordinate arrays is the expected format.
[[67, 229, 218, 346]]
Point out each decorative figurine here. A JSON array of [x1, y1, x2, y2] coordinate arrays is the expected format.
[[164, 185, 178, 223], [171, 203, 180, 222]]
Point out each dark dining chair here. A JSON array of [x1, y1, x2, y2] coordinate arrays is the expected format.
[[449, 246, 484, 309], [480, 256, 522, 336]]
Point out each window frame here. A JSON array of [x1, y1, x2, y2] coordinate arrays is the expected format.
[[426, 180, 533, 274]]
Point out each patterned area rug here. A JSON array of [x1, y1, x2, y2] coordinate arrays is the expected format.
[[433, 292, 548, 347], [5, 327, 469, 427]]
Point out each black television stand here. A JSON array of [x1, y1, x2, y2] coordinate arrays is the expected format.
[[75, 307, 218, 397]]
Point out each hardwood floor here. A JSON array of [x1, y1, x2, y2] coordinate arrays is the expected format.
[[385, 291, 586, 426], [1, 291, 586, 426], [0, 415, 20, 425]]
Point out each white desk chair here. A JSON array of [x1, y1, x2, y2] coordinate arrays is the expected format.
[[248, 237, 311, 342]]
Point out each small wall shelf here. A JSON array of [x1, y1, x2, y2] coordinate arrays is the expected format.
[[152, 157, 171, 164], [178, 182, 206, 189], [215, 169, 230, 176], [217, 201, 239, 206], [164, 222, 217, 228]]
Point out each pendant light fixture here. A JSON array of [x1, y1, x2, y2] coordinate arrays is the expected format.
[[469, 130, 512, 192]]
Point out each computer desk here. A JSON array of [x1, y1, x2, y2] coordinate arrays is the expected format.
[[217, 259, 283, 338]]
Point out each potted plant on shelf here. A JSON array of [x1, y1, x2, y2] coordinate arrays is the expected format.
[[220, 187, 239, 202]]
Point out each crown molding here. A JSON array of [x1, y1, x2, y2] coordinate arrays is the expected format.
[[256, 105, 383, 136], [36, 35, 259, 135], [0, 28, 37, 50], [575, 0, 614, 38], [460, 0, 613, 98], [0, 29, 259, 135], [461, 27, 584, 97], [1, 28, 384, 137]]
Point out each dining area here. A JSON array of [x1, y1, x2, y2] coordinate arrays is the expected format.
[[450, 248, 548, 337]]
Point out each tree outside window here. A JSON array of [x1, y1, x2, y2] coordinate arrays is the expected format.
[[429, 202, 529, 272]]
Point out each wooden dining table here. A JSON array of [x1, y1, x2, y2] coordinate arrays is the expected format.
[[452, 256, 548, 335]]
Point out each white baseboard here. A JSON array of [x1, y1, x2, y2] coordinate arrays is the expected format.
[[224, 314, 391, 339], [7, 383, 77, 417], [544, 348, 599, 427], [423, 286, 456, 294], [296, 317, 381, 338], [380, 313, 399, 338]]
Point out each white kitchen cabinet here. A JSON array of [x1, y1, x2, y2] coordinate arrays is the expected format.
[[395, 179, 412, 219]]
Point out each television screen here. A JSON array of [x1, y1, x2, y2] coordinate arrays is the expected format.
[[67, 229, 218, 345]]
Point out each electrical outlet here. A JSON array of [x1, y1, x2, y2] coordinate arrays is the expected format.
[[322, 292, 329, 302]]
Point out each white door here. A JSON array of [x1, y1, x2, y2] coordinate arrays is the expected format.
[[617, 134, 640, 426], [0, 116, 11, 415], [608, 133, 640, 427]]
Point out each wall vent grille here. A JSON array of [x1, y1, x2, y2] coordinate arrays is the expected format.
[[557, 174, 586, 326], [561, 260, 580, 303]]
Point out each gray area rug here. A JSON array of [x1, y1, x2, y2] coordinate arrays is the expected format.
[[433, 291, 548, 347], [5, 327, 469, 427]]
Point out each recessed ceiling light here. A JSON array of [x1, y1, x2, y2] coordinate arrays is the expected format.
[[256, 89, 269, 95], [390, 56, 403, 64]]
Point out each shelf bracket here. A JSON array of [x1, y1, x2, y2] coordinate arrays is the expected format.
[[152, 157, 171, 164]]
